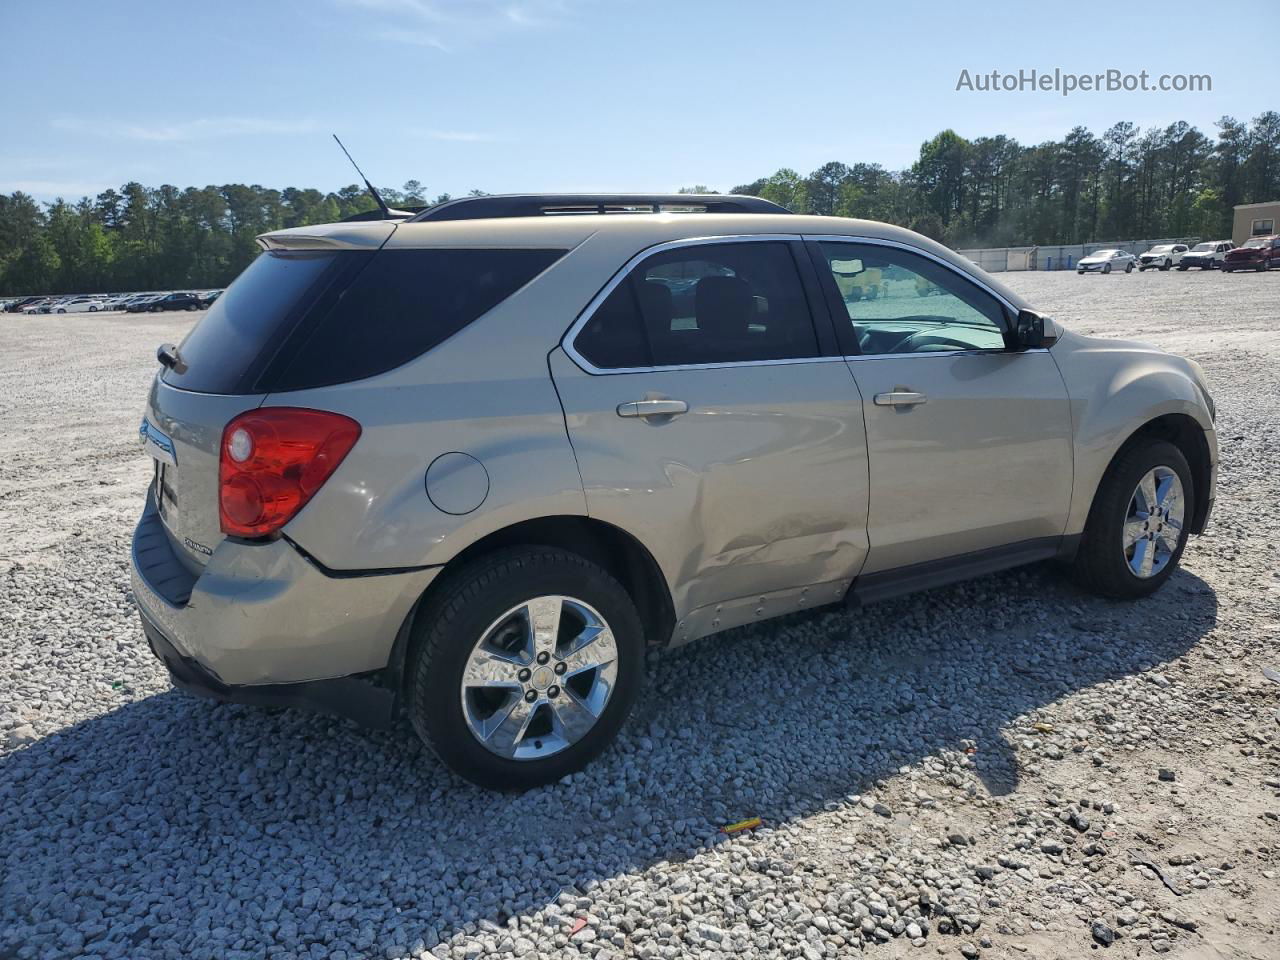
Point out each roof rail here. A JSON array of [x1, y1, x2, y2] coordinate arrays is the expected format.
[[406, 193, 790, 223]]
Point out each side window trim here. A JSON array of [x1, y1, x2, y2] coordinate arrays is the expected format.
[[563, 234, 838, 375], [802, 234, 1019, 358]]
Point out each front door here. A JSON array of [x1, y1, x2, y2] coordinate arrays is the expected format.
[[551, 238, 870, 635], [810, 238, 1075, 574]]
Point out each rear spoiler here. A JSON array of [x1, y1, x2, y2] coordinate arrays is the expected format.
[[256, 222, 398, 252]]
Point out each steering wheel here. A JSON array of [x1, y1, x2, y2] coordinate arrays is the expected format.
[[892, 330, 977, 353]]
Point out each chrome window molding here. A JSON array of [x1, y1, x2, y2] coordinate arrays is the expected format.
[[843, 347, 1048, 362], [562, 234, 827, 376], [562, 232, 1031, 375]]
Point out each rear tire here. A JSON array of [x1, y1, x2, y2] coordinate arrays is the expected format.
[[408, 547, 645, 790], [1125, 262, 1134, 273], [1071, 440, 1193, 599]]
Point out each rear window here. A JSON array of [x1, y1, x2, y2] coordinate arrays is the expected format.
[[164, 247, 565, 394]]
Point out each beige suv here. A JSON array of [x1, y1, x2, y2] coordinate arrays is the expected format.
[[131, 194, 1217, 788]]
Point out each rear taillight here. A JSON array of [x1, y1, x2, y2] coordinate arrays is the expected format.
[[218, 407, 361, 538]]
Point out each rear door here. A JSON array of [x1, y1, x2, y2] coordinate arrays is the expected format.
[[551, 237, 869, 632], [809, 237, 1074, 575]]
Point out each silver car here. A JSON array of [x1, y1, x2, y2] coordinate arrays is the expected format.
[[1076, 249, 1137, 274], [131, 194, 1218, 788]]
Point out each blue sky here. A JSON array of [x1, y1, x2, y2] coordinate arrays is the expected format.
[[2, 0, 1273, 202]]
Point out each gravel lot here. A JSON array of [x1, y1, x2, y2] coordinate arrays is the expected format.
[[2, 270, 1278, 960]]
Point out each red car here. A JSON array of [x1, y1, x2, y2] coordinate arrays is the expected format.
[[1222, 235, 1280, 272]]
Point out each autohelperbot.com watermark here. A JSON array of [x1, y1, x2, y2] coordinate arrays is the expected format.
[[955, 68, 1211, 96]]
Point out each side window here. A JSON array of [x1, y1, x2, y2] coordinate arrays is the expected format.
[[573, 241, 820, 369], [817, 242, 1008, 355]]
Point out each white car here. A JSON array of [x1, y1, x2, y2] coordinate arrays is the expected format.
[[1137, 244, 1188, 271], [1177, 241, 1233, 270], [1076, 249, 1136, 274], [50, 297, 108, 314]]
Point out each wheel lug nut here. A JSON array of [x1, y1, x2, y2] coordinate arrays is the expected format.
[[547, 685, 560, 698], [518, 668, 531, 682], [524, 690, 537, 703], [554, 662, 567, 675], [536, 652, 550, 665]]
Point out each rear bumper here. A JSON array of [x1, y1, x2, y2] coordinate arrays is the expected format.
[[140, 611, 397, 728], [130, 489, 438, 690]]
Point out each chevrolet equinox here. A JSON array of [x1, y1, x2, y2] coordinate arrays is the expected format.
[[131, 194, 1218, 788]]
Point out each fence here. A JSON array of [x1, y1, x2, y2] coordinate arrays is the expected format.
[[957, 238, 1201, 272]]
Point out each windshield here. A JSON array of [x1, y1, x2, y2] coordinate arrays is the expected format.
[[1149, 245, 1173, 254], [1191, 243, 1213, 252], [1242, 238, 1267, 248], [1091, 250, 1120, 257]]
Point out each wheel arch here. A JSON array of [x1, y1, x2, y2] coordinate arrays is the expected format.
[[384, 515, 676, 698], [1084, 413, 1213, 537]]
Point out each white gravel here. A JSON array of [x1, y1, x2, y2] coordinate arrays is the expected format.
[[2, 270, 1279, 960]]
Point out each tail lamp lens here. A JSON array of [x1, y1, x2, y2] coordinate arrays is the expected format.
[[218, 408, 361, 538]]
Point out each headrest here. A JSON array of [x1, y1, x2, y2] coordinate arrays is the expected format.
[[695, 275, 753, 337], [636, 279, 673, 327]]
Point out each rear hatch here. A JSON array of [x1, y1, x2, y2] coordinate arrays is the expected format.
[[143, 221, 396, 569]]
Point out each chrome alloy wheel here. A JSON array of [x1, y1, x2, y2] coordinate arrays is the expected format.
[[1123, 466, 1185, 578], [459, 595, 619, 760]]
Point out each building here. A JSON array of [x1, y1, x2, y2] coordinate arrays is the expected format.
[[1232, 201, 1280, 245]]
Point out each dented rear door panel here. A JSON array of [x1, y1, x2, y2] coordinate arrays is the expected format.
[[549, 348, 869, 637]]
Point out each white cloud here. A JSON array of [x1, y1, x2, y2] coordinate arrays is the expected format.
[[418, 129, 500, 142], [51, 116, 320, 143], [0, 179, 114, 199], [376, 26, 450, 50], [336, 0, 571, 50]]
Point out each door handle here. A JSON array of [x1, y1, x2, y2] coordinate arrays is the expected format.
[[873, 391, 928, 407], [616, 399, 689, 418]]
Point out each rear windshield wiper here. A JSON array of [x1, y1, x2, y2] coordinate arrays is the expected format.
[[156, 342, 186, 373]]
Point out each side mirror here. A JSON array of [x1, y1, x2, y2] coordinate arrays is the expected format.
[[1014, 309, 1058, 350]]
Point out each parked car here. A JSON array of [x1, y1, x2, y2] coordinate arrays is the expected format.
[[1178, 241, 1233, 270], [7, 296, 48, 313], [1077, 249, 1136, 274], [52, 296, 108, 314], [127, 295, 166, 313], [1137, 244, 1188, 271], [150, 291, 204, 312], [200, 289, 224, 306], [1222, 235, 1280, 272], [131, 194, 1218, 788]]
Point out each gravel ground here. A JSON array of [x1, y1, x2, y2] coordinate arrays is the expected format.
[[1, 270, 1278, 960]]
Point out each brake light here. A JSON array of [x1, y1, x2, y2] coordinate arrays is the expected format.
[[218, 407, 361, 538]]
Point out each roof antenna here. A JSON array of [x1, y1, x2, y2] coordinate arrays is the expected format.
[[333, 134, 405, 220]]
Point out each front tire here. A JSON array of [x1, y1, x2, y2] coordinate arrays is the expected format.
[[1103, 263, 1112, 274], [1072, 440, 1193, 599], [408, 547, 645, 789]]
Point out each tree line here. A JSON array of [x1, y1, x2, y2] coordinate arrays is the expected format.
[[730, 112, 1279, 249], [2, 112, 1278, 296]]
